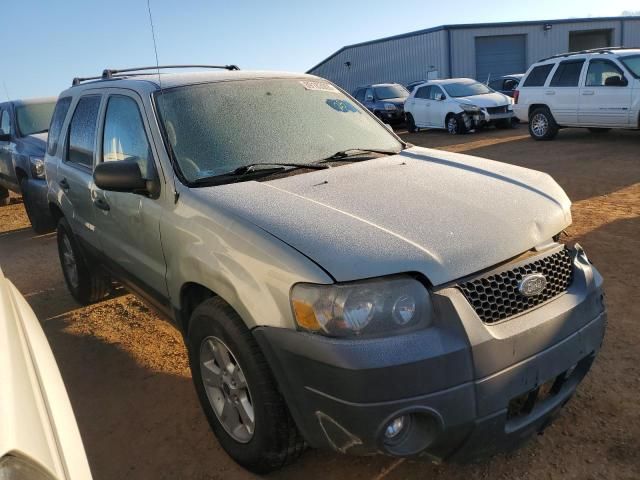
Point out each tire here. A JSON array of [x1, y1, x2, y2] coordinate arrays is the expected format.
[[406, 113, 417, 133], [21, 178, 54, 234], [57, 217, 110, 304], [446, 113, 466, 135], [187, 298, 305, 473], [0, 187, 9, 207], [495, 119, 514, 129], [528, 107, 558, 140], [588, 127, 611, 134]]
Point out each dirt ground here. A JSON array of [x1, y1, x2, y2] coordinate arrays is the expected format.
[[0, 126, 638, 480]]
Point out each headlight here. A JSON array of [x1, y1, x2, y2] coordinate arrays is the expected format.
[[29, 156, 45, 179], [291, 275, 433, 337], [459, 104, 480, 113], [507, 103, 514, 111], [384, 103, 397, 111], [0, 456, 55, 480]]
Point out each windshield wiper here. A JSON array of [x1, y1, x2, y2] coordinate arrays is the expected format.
[[191, 162, 328, 186], [318, 148, 400, 163]]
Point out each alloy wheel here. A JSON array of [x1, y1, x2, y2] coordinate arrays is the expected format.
[[447, 116, 458, 134], [199, 336, 255, 443], [61, 235, 79, 289], [531, 113, 549, 137]]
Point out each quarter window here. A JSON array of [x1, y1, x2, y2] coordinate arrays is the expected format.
[[523, 64, 554, 87], [47, 97, 72, 156], [67, 95, 101, 168], [550, 60, 585, 87], [102, 96, 153, 179], [586, 60, 625, 86], [0, 110, 11, 136]]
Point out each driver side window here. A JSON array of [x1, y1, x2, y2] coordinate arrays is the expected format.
[[0, 110, 11, 136], [428, 86, 444, 100], [364, 88, 374, 101], [586, 60, 625, 87], [102, 95, 154, 179]]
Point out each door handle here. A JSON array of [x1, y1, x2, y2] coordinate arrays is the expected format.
[[545, 91, 556, 95], [93, 197, 110, 211], [58, 178, 70, 191], [582, 90, 595, 95]]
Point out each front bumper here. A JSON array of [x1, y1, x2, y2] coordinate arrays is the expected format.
[[254, 255, 606, 461], [377, 109, 405, 123], [23, 177, 49, 210]]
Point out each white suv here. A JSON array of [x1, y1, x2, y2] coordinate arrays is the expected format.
[[514, 48, 640, 140]]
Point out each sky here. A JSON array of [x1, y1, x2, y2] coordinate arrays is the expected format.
[[3, 0, 639, 99]]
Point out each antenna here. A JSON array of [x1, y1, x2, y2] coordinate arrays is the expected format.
[[2, 81, 10, 101], [146, 0, 180, 203]]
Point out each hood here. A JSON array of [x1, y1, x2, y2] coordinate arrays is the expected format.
[[379, 97, 407, 106], [192, 147, 571, 286], [456, 92, 511, 108], [16, 132, 47, 156]]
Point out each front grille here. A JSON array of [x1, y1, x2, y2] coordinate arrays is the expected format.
[[458, 248, 574, 324], [486, 106, 508, 114]]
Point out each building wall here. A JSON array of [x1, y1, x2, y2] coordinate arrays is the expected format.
[[309, 18, 640, 91], [310, 29, 448, 93], [450, 20, 627, 78]]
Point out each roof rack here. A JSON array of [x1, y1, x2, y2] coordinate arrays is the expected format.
[[72, 64, 240, 86], [537, 46, 633, 63]]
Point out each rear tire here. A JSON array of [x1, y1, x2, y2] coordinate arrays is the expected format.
[[588, 127, 611, 134], [57, 217, 110, 304], [21, 178, 54, 234], [0, 187, 9, 207], [406, 113, 417, 133], [187, 297, 305, 473], [528, 107, 558, 140]]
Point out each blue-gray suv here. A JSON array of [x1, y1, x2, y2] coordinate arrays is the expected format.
[[352, 83, 408, 124], [0, 98, 57, 232]]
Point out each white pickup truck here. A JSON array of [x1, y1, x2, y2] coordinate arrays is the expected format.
[[0, 268, 92, 479]]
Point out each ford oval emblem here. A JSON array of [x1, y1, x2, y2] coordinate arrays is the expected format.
[[519, 273, 547, 297]]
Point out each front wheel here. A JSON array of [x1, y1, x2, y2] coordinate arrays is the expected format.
[[21, 178, 54, 234], [528, 107, 558, 140], [187, 298, 305, 473], [0, 187, 9, 207], [446, 114, 466, 135], [57, 217, 110, 304]]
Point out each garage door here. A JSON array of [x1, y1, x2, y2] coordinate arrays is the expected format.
[[475, 35, 526, 83], [569, 30, 612, 51]]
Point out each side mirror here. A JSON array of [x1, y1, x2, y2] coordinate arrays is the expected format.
[[94, 159, 149, 194], [365, 95, 374, 101], [0, 132, 10, 142], [435, 93, 445, 101], [604, 75, 628, 87]]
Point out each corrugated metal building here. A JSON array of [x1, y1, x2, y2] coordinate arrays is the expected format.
[[308, 16, 640, 92]]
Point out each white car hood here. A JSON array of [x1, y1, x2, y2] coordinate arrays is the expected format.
[[456, 92, 512, 108], [194, 147, 572, 285]]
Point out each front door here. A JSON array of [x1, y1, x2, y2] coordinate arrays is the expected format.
[[579, 58, 632, 127], [427, 85, 448, 128], [546, 59, 585, 126], [92, 91, 168, 307], [0, 107, 17, 191]]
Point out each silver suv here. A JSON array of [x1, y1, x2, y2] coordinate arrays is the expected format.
[[45, 66, 606, 473]]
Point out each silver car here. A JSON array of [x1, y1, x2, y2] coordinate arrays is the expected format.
[[45, 66, 606, 473]]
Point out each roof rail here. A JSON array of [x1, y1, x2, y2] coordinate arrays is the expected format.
[[72, 64, 240, 86], [537, 46, 633, 63]]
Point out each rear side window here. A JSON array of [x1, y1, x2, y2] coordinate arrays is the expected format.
[[66, 95, 101, 168], [47, 97, 72, 156], [550, 60, 585, 87], [415, 86, 430, 99], [102, 96, 153, 179], [523, 64, 554, 87]]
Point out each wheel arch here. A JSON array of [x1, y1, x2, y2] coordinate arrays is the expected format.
[[528, 104, 549, 119], [15, 167, 28, 184]]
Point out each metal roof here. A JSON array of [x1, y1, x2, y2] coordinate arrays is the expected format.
[[307, 16, 640, 73]]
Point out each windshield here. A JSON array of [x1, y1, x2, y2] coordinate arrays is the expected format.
[[443, 82, 492, 98], [374, 85, 409, 100], [155, 79, 403, 183], [620, 54, 640, 78], [16, 102, 56, 136]]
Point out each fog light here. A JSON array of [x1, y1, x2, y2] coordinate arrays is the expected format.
[[384, 416, 406, 439]]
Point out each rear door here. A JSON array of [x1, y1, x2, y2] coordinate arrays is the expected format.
[[91, 90, 168, 307], [579, 58, 632, 127], [411, 86, 431, 127], [57, 94, 103, 250], [0, 106, 18, 191], [545, 59, 585, 126]]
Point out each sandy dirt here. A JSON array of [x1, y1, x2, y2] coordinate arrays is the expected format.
[[0, 126, 638, 480]]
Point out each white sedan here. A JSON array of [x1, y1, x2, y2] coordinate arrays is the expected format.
[[0, 268, 92, 479], [404, 78, 515, 134]]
